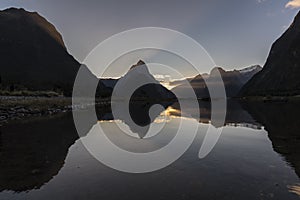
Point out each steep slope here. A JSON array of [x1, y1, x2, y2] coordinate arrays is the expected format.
[[0, 8, 79, 96], [240, 11, 300, 96]]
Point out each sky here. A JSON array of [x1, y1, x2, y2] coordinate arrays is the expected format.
[[0, 0, 299, 76]]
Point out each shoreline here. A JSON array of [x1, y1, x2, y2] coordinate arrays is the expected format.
[[236, 95, 300, 102], [0, 96, 73, 125], [1, 94, 300, 125]]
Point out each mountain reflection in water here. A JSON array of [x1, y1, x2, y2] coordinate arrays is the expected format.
[[0, 100, 299, 199]]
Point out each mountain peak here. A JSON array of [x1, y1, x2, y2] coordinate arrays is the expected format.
[[238, 65, 262, 74], [210, 67, 226, 76], [0, 8, 79, 96], [0, 7, 66, 49], [130, 60, 146, 70], [137, 60, 146, 65], [2, 7, 25, 12]]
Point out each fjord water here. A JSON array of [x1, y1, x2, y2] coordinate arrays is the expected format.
[[0, 101, 300, 199]]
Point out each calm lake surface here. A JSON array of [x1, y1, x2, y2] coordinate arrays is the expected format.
[[0, 100, 300, 200]]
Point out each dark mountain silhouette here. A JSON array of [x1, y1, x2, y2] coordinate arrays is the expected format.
[[172, 65, 261, 99], [101, 60, 176, 138], [240, 11, 300, 96], [73, 64, 113, 98], [101, 78, 118, 89], [0, 8, 80, 96], [110, 60, 176, 100], [0, 8, 112, 97]]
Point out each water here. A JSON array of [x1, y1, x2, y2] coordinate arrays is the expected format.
[[0, 100, 300, 199]]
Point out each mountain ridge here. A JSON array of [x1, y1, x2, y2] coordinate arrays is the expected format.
[[240, 11, 300, 96], [172, 65, 261, 98], [0, 7, 79, 96]]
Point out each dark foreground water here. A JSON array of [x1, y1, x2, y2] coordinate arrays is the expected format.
[[0, 100, 300, 200]]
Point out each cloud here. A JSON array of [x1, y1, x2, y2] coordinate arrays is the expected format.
[[286, 0, 300, 9]]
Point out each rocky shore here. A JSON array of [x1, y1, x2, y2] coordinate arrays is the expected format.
[[0, 96, 72, 124]]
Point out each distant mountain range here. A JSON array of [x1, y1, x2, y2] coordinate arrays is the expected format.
[[172, 65, 262, 99], [240, 11, 300, 96]]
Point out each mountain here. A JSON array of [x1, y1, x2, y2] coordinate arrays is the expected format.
[[172, 65, 261, 99], [240, 11, 300, 96], [237, 65, 262, 84], [113, 60, 176, 100], [97, 60, 176, 138], [0, 8, 80, 96], [101, 78, 118, 89], [73, 65, 113, 98]]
